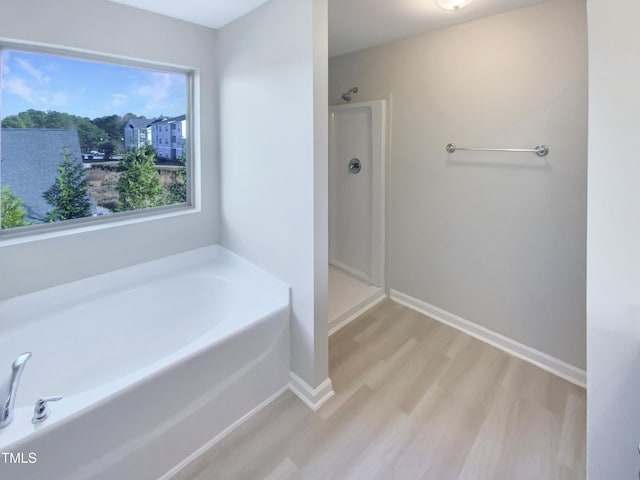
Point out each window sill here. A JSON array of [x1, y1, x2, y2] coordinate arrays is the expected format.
[[0, 203, 200, 247]]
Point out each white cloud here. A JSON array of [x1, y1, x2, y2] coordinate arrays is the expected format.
[[4, 77, 35, 103], [44, 91, 69, 108], [111, 93, 128, 108], [135, 72, 184, 116], [15, 58, 50, 85], [3, 75, 68, 110]]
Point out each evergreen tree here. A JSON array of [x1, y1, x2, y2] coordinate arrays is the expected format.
[[117, 145, 162, 210], [42, 147, 92, 221], [1, 185, 30, 229]]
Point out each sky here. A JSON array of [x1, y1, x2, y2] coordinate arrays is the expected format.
[[0, 49, 186, 119]]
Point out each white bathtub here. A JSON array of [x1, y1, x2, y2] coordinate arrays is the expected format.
[[0, 245, 290, 479]]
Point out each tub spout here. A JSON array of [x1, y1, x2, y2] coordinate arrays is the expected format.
[[0, 352, 32, 428]]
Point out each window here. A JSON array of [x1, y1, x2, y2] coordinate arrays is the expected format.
[[0, 45, 192, 233]]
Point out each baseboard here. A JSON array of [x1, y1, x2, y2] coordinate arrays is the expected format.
[[329, 289, 387, 336], [289, 372, 335, 411], [389, 289, 586, 389], [158, 384, 290, 480]]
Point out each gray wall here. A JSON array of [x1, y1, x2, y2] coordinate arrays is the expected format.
[[218, 0, 330, 389], [329, 0, 587, 369], [587, 0, 640, 476], [0, 0, 218, 300]]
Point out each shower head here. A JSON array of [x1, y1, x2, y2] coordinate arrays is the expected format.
[[341, 87, 358, 102]]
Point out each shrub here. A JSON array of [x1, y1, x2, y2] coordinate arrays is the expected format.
[[1, 185, 30, 229]]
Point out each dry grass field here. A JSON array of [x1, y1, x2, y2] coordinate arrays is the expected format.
[[84, 166, 179, 212]]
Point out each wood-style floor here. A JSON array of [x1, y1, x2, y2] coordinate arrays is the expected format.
[[174, 300, 586, 480]]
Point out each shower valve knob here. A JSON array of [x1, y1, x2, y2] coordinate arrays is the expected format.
[[32, 395, 63, 424]]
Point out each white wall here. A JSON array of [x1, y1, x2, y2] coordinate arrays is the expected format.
[[218, 0, 329, 389], [587, 0, 640, 477], [0, 0, 218, 300], [329, 0, 587, 370]]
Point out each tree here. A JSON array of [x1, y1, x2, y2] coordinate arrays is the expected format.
[[117, 145, 162, 210], [42, 147, 92, 221], [43, 111, 75, 129], [93, 115, 124, 141], [2, 110, 118, 153], [122, 112, 141, 124], [1, 116, 27, 128], [165, 151, 187, 204], [76, 121, 109, 153], [99, 139, 121, 160], [1, 185, 30, 229], [19, 109, 45, 128]]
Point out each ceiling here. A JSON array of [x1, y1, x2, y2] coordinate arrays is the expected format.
[[328, 0, 545, 57], [108, 0, 270, 29], [109, 0, 546, 57]]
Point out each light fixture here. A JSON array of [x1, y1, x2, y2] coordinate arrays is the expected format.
[[437, 0, 473, 10]]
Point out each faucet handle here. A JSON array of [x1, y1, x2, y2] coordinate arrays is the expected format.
[[32, 396, 63, 424]]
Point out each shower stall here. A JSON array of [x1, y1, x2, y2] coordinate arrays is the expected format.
[[328, 100, 386, 333]]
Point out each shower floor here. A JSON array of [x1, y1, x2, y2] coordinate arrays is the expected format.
[[328, 265, 385, 334]]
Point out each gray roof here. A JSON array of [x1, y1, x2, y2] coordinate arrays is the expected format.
[[150, 115, 185, 125], [1, 128, 85, 222], [126, 118, 155, 129]]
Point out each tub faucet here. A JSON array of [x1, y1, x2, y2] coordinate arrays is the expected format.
[[0, 352, 32, 428]]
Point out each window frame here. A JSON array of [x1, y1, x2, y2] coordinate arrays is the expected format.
[[0, 40, 198, 244]]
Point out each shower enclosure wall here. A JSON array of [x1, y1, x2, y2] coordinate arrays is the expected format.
[[328, 100, 386, 332]]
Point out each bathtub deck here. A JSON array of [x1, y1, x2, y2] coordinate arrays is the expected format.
[[173, 300, 586, 480], [0, 245, 291, 480]]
